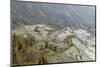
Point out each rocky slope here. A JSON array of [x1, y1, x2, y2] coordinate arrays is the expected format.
[[12, 24, 95, 65], [11, 1, 95, 29]]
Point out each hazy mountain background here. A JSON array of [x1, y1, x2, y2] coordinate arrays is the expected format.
[[11, 1, 95, 30]]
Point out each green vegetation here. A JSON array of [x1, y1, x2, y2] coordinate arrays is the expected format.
[[12, 33, 64, 65], [12, 33, 42, 65], [12, 33, 57, 65]]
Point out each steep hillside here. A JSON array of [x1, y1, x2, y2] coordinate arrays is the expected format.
[[11, 1, 95, 29]]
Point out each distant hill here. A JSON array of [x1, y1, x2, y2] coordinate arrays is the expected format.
[[11, 1, 95, 30]]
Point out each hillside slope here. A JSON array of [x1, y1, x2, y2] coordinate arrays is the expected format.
[[12, 24, 95, 65]]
